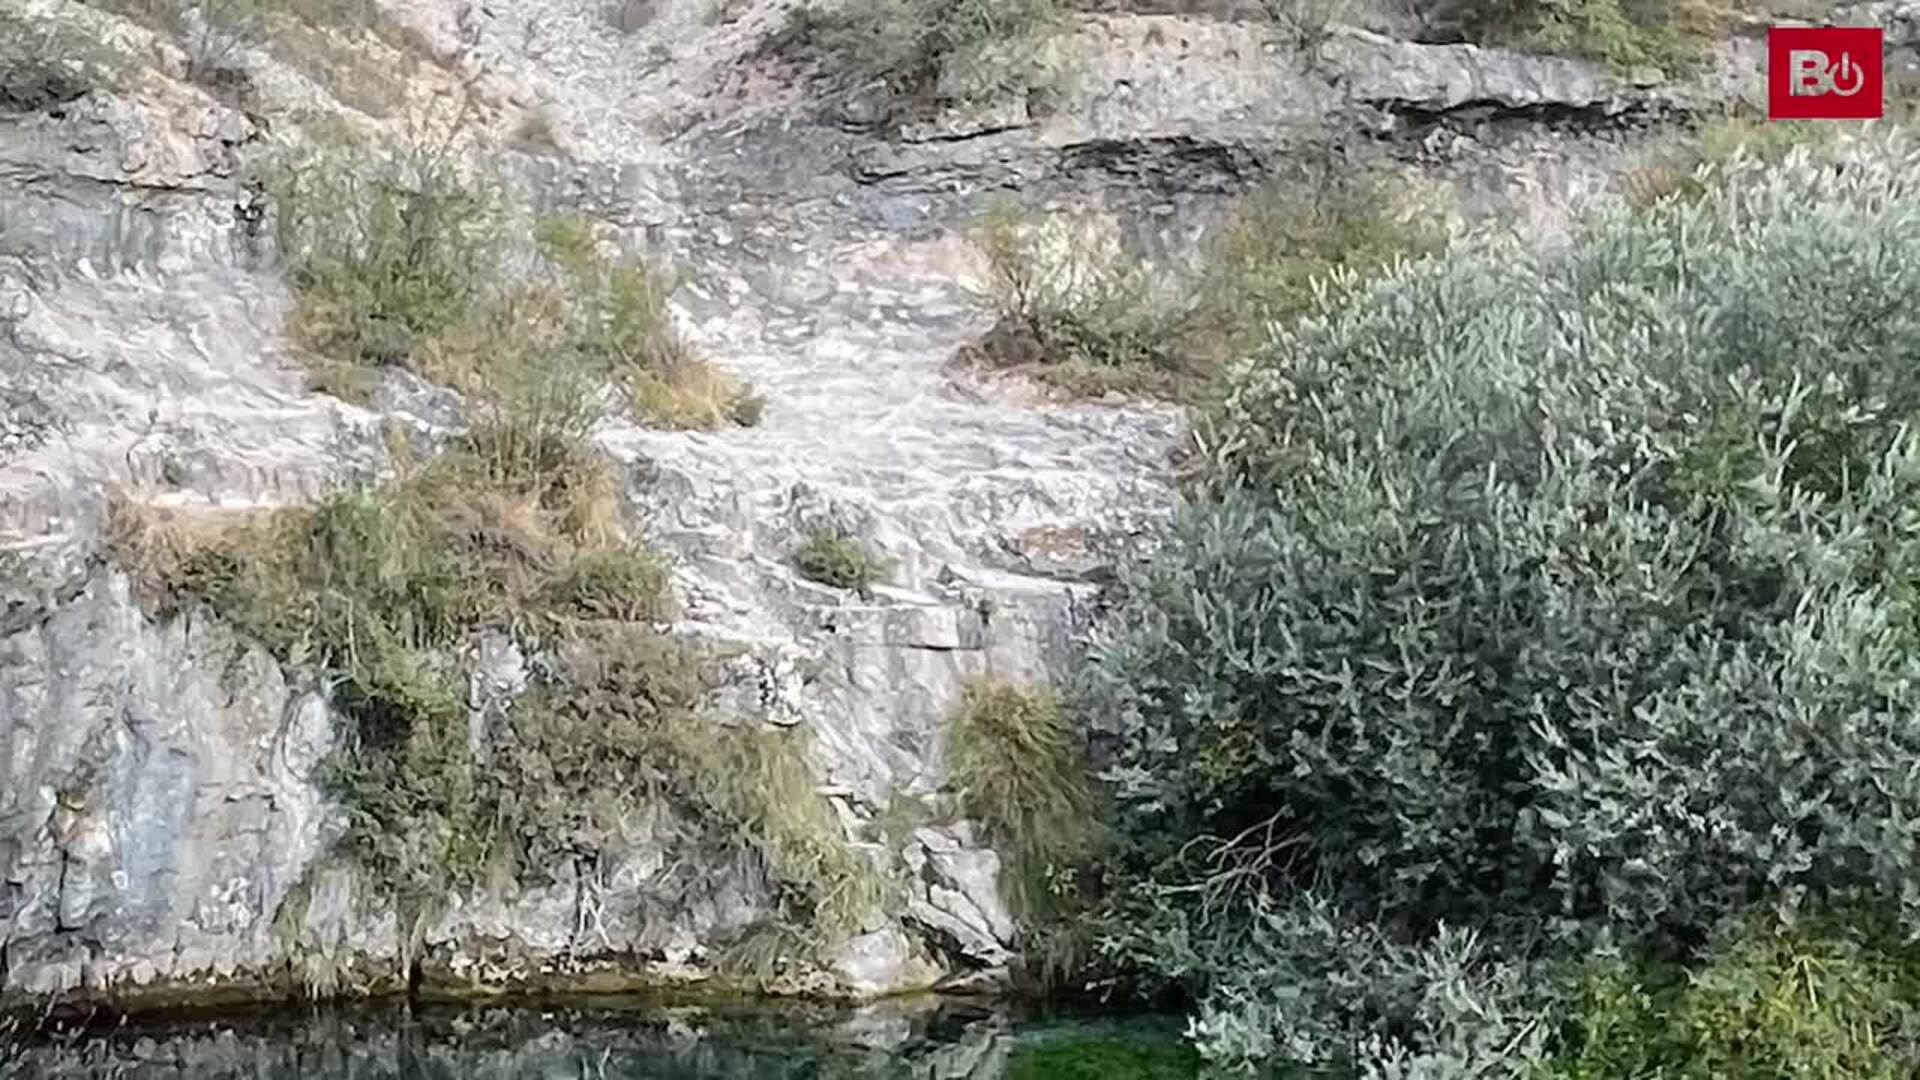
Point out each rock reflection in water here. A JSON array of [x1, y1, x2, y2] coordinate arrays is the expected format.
[[2, 998, 1034, 1079]]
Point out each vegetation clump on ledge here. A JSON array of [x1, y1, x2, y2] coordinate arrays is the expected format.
[[791, 527, 891, 595], [946, 679, 1096, 916], [774, 0, 1060, 110], [946, 677, 1104, 989], [273, 140, 762, 432], [964, 153, 1441, 403], [109, 423, 873, 956]]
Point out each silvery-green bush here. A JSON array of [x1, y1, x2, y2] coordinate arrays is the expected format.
[[1078, 131, 1920, 1068]]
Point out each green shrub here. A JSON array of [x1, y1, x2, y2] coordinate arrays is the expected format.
[[946, 679, 1107, 990], [1548, 916, 1920, 1079], [112, 441, 610, 895], [277, 142, 499, 370], [782, 0, 1058, 106], [1076, 131, 1920, 1068], [110, 439, 666, 901], [543, 633, 880, 934], [967, 207, 1208, 400], [1422, 0, 1720, 72], [792, 528, 889, 594], [701, 722, 883, 935], [1087, 892, 1553, 1072], [314, 623, 718, 904]]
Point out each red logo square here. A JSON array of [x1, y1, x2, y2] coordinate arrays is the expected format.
[[1768, 27, 1884, 120]]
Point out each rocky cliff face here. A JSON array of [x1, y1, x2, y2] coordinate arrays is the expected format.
[[0, 0, 1901, 1011]]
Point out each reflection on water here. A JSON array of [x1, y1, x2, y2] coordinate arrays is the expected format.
[[2, 998, 1195, 1079]]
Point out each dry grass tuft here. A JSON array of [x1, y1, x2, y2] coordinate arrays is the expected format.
[[963, 159, 1442, 403], [275, 152, 764, 434]]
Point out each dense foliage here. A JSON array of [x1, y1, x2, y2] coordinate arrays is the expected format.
[[1075, 133, 1920, 1072], [1549, 913, 1920, 1078]]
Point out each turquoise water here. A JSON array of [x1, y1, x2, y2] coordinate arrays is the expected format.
[[1, 999, 1201, 1079]]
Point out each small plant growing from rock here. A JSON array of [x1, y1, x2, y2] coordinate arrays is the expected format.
[[510, 107, 565, 157], [640, 43, 674, 75], [791, 528, 889, 594], [1261, 0, 1351, 57], [543, 546, 676, 623], [728, 387, 768, 427]]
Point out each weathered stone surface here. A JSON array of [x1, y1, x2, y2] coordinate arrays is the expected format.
[[899, 825, 1018, 971], [0, 574, 333, 1001], [1332, 32, 1657, 116]]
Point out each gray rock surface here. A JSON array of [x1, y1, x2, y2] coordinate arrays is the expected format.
[[1, 574, 340, 1001], [903, 826, 1019, 970]]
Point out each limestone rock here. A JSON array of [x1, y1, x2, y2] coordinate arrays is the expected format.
[[832, 927, 943, 997], [901, 825, 1018, 971]]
